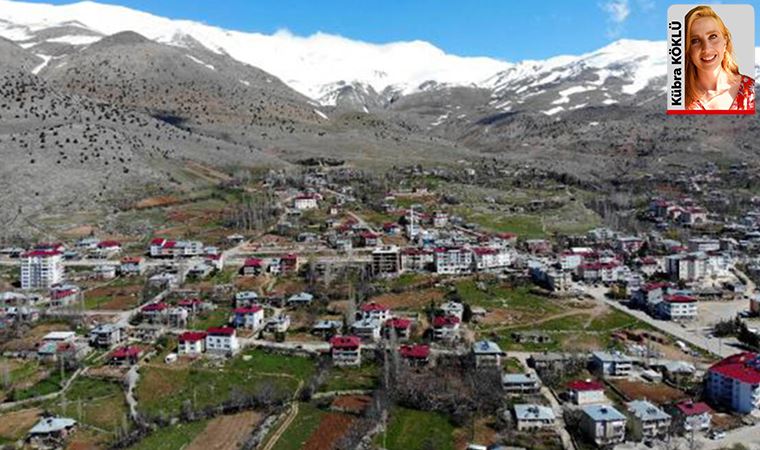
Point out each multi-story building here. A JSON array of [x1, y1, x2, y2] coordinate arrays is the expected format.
[[580, 404, 627, 447], [149, 238, 204, 258], [330, 335, 362, 366], [592, 351, 633, 378], [472, 247, 511, 272], [293, 194, 318, 210], [566, 379, 607, 405], [232, 306, 265, 330], [656, 295, 698, 321], [371, 246, 401, 276], [89, 324, 124, 348], [666, 253, 707, 282], [514, 404, 556, 431], [400, 248, 434, 272], [119, 256, 145, 276], [434, 247, 473, 274], [21, 250, 64, 290], [178, 331, 207, 356], [626, 400, 671, 441], [472, 340, 504, 368], [205, 327, 240, 355], [360, 302, 391, 322], [706, 352, 760, 414], [432, 315, 460, 341], [502, 373, 541, 394], [671, 400, 712, 433]]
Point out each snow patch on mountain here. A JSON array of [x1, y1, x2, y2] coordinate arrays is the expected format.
[[185, 54, 215, 71]]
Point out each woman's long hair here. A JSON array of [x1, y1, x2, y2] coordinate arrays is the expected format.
[[684, 5, 740, 107]]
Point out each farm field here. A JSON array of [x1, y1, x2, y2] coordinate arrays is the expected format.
[[136, 350, 312, 418], [379, 407, 455, 450], [270, 402, 325, 450], [185, 410, 262, 450], [46, 376, 129, 432], [612, 380, 688, 405], [0, 408, 42, 442], [127, 420, 208, 450], [320, 364, 378, 393]]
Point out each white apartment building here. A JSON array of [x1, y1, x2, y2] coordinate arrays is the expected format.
[[434, 247, 473, 274], [657, 295, 698, 321], [205, 327, 240, 355], [21, 250, 64, 290]]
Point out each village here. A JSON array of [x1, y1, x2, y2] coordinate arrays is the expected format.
[[0, 163, 759, 450]]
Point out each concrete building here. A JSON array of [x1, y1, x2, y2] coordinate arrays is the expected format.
[[178, 331, 207, 356], [580, 404, 627, 447], [472, 340, 504, 368], [591, 351, 633, 378], [566, 379, 606, 405], [502, 373, 541, 394], [434, 247, 473, 274], [706, 352, 760, 414], [372, 246, 401, 276], [671, 400, 712, 433], [513, 404, 556, 431], [626, 400, 671, 441], [656, 295, 698, 321], [330, 335, 362, 366], [205, 327, 239, 355], [21, 250, 64, 290]]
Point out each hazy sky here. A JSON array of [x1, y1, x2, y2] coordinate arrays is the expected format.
[[16, 0, 751, 60]]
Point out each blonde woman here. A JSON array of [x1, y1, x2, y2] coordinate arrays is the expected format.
[[685, 5, 755, 111]]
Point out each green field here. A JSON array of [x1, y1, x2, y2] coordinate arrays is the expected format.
[[127, 420, 208, 450], [47, 377, 128, 431], [270, 403, 325, 450], [379, 408, 455, 450], [320, 363, 378, 393], [188, 307, 232, 330], [455, 281, 563, 315], [136, 351, 313, 418]]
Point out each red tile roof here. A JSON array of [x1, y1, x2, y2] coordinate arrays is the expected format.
[[567, 379, 605, 392], [361, 302, 389, 313], [150, 238, 166, 246], [473, 247, 498, 255], [664, 294, 696, 304], [675, 401, 712, 416], [387, 318, 412, 329], [121, 256, 143, 264], [244, 258, 263, 267], [179, 331, 207, 343], [399, 344, 430, 359], [24, 250, 61, 257], [142, 302, 168, 312], [432, 315, 460, 328], [330, 335, 361, 349], [207, 327, 235, 336], [234, 306, 263, 314], [98, 240, 121, 248], [111, 346, 142, 359], [709, 352, 760, 385]]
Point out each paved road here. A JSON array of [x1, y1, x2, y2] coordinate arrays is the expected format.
[[585, 286, 740, 358]]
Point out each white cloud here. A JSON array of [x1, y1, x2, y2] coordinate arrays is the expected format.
[[602, 0, 630, 23], [600, 0, 630, 38]]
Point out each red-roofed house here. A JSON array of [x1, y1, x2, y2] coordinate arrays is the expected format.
[[49, 286, 80, 308], [360, 302, 391, 322], [671, 400, 712, 433], [294, 194, 319, 210], [330, 335, 362, 366], [206, 327, 240, 355], [232, 306, 265, 330], [472, 247, 511, 272], [279, 254, 299, 274], [120, 256, 145, 275], [399, 344, 430, 365], [400, 248, 434, 272], [109, 346, 142, 365], [178, 331, 207, 356], [178, 298, 204, 314], [432, 315, 460, 341], [566, 380, 606, 405], [706, 352, 760, 413], [96, 240, 122, 255], [359, 232, 380, 247], [241, 258, 264, 276], [384, 318, 413, 340], [657, 295, 698, 321], [141, 303, 169, 323]]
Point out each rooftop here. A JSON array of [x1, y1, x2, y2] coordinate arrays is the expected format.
[[582, 404, 626, 422], [709, 352, 760, 384], [627, 400, 671, 422], [472, 340, 503, 355], [514, 404, 555, 421]]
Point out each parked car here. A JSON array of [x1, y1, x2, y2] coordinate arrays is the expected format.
[[709, 430, 726, 440]]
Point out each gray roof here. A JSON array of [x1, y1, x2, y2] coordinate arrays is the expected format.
[[627, 400, 671, 422], [29, 417, 76, 435], [473, 340, 503, 355], [502, 373, 539, 385], [351, 318, 382, 329], [592, 351, 632, 363], [312, 320, 342, 330], [662, 360, 696, 374], [288, 292, 314, 302], [582, 404, 627, 422], [514, 404, 555, 421]]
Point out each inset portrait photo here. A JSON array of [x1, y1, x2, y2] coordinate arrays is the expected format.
[[667, 4, 755, 114]]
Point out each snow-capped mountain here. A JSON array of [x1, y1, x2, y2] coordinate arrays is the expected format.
[[0, 0, 509, 101]]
